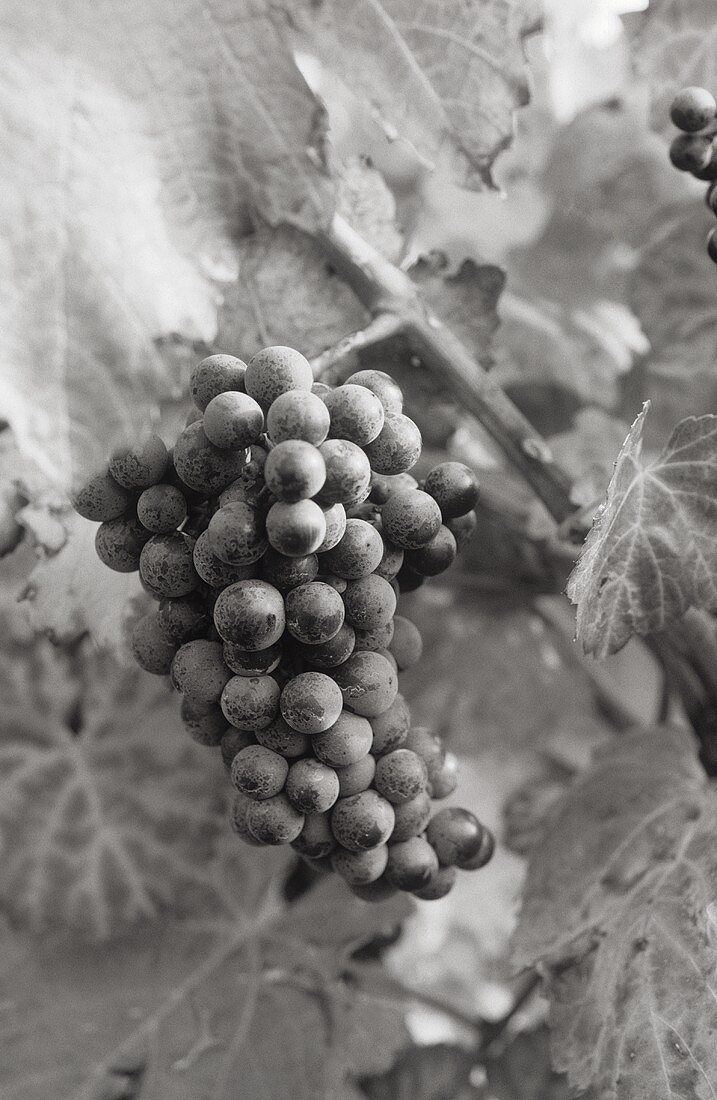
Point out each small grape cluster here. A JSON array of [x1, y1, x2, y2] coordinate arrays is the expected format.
[[72, 346, 493, 901], [668, 86, 717, 262]]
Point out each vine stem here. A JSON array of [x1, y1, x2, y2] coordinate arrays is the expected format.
[[313, 214, 575, 524]]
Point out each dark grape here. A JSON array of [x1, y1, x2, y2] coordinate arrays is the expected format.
[[131, 612, 177, 674], [385, 837, 439, 891], [708, 227, 717, 264], [324, 384, 385, 446], [312, 710, 373, 766], [72, 469, 131, 522], [389, 790, 432, 843], [353, 619, 395, 653], [317, 439, 372, 507], [333, 651, 398, 717], [424, 461, 479, 519], [213, 579, 285, 649], [266, 389, 330, 444], [139, 534, 199, 598], [207, 502, 267, 566], [412, 865, 457, 900], [389, 617, 423, 670], [708, 181, 717, 214], [369, 471, 418, 505], [692, 153, 717, 180], [280, 672, 344, 734], [136, 484, 187, 533], [332, 844, 388, 885], [396, 564, 425, 593], [426, 807, 493, 868], [181, 698, 227, 746], [381, 488, 442, 549], [370, 695, 410, 755], [260, 548, 318, 593], [342, 574, 396, 630], [350, 878, 398, 902], [230, 744, 288, 799], [335, 753, 376, 797], [330, 790, 395, 851], [285, 581, 345, 645], [266, 500, 326, 556], [427, 751, 459, 799], [219, 445, 268, 508], [95, 514, 151, 572], [221, 675, 280, 731], [157, 592, 210, 644], [291, 812, 336, 859], [405, 525, 457, 576], [202, 391, 264, 450], [459, 828, 495, 870], [173, 422, 247, 495], [286, 758, 340, 813], [372, 537, 404, 581], [246, 793, 304, 843], [374, 748, 428, 804], [363, 413, 421, 474], [190, 354, 247, 411], [445, 510, 477, 549], [669, 132, 712, 172], [319, 518, 383, 579], [171, 639, 231, 705], [319, 573, 348, 593], [317, 503, 346, 552], [245, 346, 314, 411], [109, 434, 168, 489], [404, 727, 445, 777], [296, 621, 356, 669], [670, 86, 717, 132], [255, 714, 311, 757], [223, 639, 283, 676], [264, 440, 326, 502], [345, 369, 403, 414], [193, 530, 254, 588], [221, 728, 256, 768], [230, 792, 264, 846]]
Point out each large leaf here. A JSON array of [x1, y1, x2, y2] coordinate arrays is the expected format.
[[568, 406, 717, 657], [513, 725, 717, 1100]]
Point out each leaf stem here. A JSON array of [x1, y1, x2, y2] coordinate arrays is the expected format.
[[310, 313, 404, 377]]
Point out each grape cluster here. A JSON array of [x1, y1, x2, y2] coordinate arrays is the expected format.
[[72, 346, 493, 902], [668, 86, 717, 262]]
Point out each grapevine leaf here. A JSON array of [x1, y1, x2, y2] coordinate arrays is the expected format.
[[513, 725, 717, 1100], [568, 406, 717, 657]]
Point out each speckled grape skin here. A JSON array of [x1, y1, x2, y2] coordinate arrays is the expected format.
[[369, 471, 418, 505], [246, 792, 305, 844], [381, 489, 442, 550], [280, 672, 344, 734], [370, 695, 410, 755], [266, 500, 326, 557], [171, 639, 231, 705], [345, 369, 404, 414], [333, 652, 398, 717], [374, 749, 428, 805], [180, 698, 227, 746], [312, 710, 373, 767], [230, 792, 264, 846], [363, 414, 421, 475], [286, 758, 340, 813], [190, 354, 247, 411], [428, 752, 459, 799], [320, 573, 348, 593], [330, 791, 395, 851], [317, 503, 346, 552], [406, 526, 457, 576], [245, 346, 314, 411], [389, 617, 423, 669], [285, 582, 344, 645], [193, 531, 255, 588], [223, 639, 282, 677], [291, 812, 336, 859], [221, 675, 280, 731], [72, 470, 131, 521], [353, 619, 395, 653], [219, 446, 268, 508], [109, 434, 169, 489], [139, 534, 199, 597], [324, 384, 385, 446], [297, 622, 356, 669], [342, 575, 396, 631], [203, 391, 265, 450], [372, 538, 404, 581], [426, 807, 491, 867], [335, 754, 376, 798], [317, 440, 372, 507], [413, 865, 457, 900], [264, 441, 326, 502], [332, 844, 388, 885], [213, 579, 285, 649], [231, 745, 289, 799], [136, 484, 187, 533], [173, 422, 248, 495], [389, 791, 432, 844], [206, 502, 267, 566], [423, 461, 478, 519], [267, 390, 330, 444], [221, 728, 256, 768], [319, 519, 383, 580], [255, 715, 311, 758], [131, 612, 177, 674], [445, 510, 477, 549], [260, 549, 319, 594], [95, 514, 151, 572], [385, 837, 439, 890], [157, 593, 210, 644], [404, 727, 445, 774]]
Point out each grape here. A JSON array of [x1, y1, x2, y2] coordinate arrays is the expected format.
[[286, 758, 340, 813], [296, 621, 356, 669], [221, 675, 280, 731], [280, 671, 344, 734], [424, 461, 479, 519], [182, 497, 216, 538], [157, 593, 210, 644], [389, 617, 423, 670], [266, 500, 327, 556], [245, 346, 314, 411], [342, 574, 396, 630], [363, 413, 421, 474], [372, 538, 404, 581], [324, 384, 385, 446], [317, 440, 372, 507], [331, 791, 395, 851], [72, 469, 131, 522], [193, 531, 255, 588], [230, 744, 288, 799], [230, 792, 264, 846], [427, 751, 459, 799], [445, 510, 477, 550], [669, 132, 712, 172], [291, 812, 336, 859], [171, 639, 231, 705], [404, 726, 445, 773], [95, 514, 151, 572], [335, 753, 376, 797], [693, 154, 717, 181], [131, 613, 177, 674], [708, 227, 717, 264], [264, 440, 326, 502], [320, 573, 348, 594], [670, 86, 717, 132], [213, 579, 286, 649], [381, 488, 442, 549], [201, 391, 264, 451], [317, 503, 346, 553], [345, 369, 403, 414], [459, 829, 495, 870], [266, 389, 330, 444], [190, 354, 247, 411], [139, 534, 199, 598], [219, 446, 268, 508], [353, 619, 395, 653], [396, 564, 424, 593], [369, 472, 417, 505], [405, 526, 457, 576], [207, 502, 267, 566], [246, 793, 304, 844], [136, 484, 188, 533], [260, 549, 318, 594], [285, 581, 345, 644], [223, 639, 283, 677], [708, 182, 717, 214], [426, 807, 493, 869], [350, 878, 398, 902], [173, 422, 247, 495], [332, 844, 388, 885], [377, 648, 398, 672], [312, 710, 373, 766], [389, 791, 432, 843], [385, 837, 439, 891], [221, 728, 256, 768], [319, 518, 383, 579], [370, 695, 410, 755], [255, 715, 311, 758], [181, 698, 227, 746], [412, 866, 457, 900], [345, 499, 381, 523], [333, 651, 398, 717], [109, 434, 168, 489], [374, 749, 428, 804]]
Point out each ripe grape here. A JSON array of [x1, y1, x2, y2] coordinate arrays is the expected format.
[[285, 581, 345, 644], [332, 844, 388, 885], [193, 531, 254, 588], [385, 837, 439, 891], [173, 422, 247, 495], [319, 518, 383, 579], [381, 488, 442, 549], [389, 790, 432, 843], [372, 538, 404, 581], [181, 698, 227, 746], [255, 714, 311, 757], [405, 525, 457, 576], [333, 651, 398, 717], [363, 413, 421, 474], [317, 439, 372, 507], [136, 484, 187, 533], [221, 728, 256, 768], [370, 695, 410, 755], [266, 500, 326, 556], [445, 510, 477, 549], [109, 434, 168, 489], [324, 384, 385, 446], [426, 807, 493, 868], [291, 812, 336, 859], [427, 751, 459, 799], [230, 744, 288, 799], [131, 612, 177, 674], [317, 503, 347, 552], [203, 391, 265, 450], [72, 469, 131, 522], [669, 132, 713, 172], [708, 227, 717, 264], [280, 671, 344, 734], [353, 619, 395, 653], [459, 829, 495, 870], [424, 461, 479, 519], [369, 471, 417, 504], [312, 710, 373, 766], [223, 639, 283, 676], [296, 621, 356, 669], [264, 440, 326, 502], [157, 593, 210, 644], [377, 647, 398, 672], [207, 501, 267, 565], [139, 534, 199, 598], [320, 573, 348, 593], [389, 617, 423, 669], [213, 579, 286, 649], [350, 878, 398, 902], [260, 549, 318, 594], [335, 753, 376, 797], [245, 346, 314, 411], [267, 389, 330, 444], [286, 758, 340, 813], [345, 369, 403, 414], [246, 793, 304, 844], [230, 792, 264, 846], [670, 86, 717, 132], [330, 790, 395, 850], [342, 574, 396, 630], [171, 639, 231, 705], [219, 446, 268, 508], [95, 514, 151, 572], [396, 564, 424, 593], [190, 354, 247, 410], [221, 675, 280, 731], [412, 865, 457, 900], [374, 748, 428, 804]]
